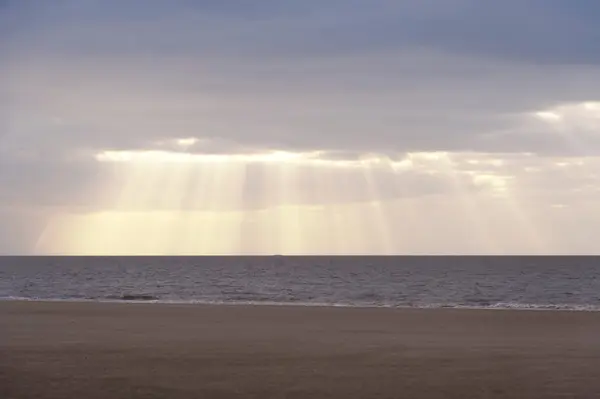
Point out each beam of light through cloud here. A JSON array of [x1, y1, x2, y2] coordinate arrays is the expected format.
[[4, 0, 600, 254], [358, 158, 395, 254], [33, 148, 591, 255]]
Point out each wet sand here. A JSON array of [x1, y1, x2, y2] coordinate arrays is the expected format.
[[1, 301, 600, 398]]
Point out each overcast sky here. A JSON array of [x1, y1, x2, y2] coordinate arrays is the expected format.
[[2, 0, 600, 254]]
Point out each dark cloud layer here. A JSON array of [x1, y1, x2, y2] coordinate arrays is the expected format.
[[4, 1, 600, 63]]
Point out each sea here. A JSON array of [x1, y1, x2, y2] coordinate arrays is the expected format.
[[1, 256, 600, 311]]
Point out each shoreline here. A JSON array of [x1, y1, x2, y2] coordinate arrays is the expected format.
[[1, 296, 599, 312]]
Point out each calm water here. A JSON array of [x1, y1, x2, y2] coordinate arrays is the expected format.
[[1, 256, 599, 310]]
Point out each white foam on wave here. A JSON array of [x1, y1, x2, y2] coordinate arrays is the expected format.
[[2, 296, 600, 312]]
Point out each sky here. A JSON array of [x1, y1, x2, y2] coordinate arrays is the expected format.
[[2, 0, 600, 255]]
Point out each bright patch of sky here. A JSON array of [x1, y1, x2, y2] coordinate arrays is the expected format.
[[2, 0, 600, 254]]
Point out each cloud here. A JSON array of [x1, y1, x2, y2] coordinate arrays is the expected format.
[[5, 55, 600, 160], [3, 1, 600, 159], [4, 1, 600, 62], [2, 0, 600, 253]]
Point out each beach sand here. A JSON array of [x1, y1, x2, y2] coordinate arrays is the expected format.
[[1, 301, 600, 398]]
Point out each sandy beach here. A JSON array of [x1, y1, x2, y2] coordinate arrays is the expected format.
[[1, 301, 600, 398]]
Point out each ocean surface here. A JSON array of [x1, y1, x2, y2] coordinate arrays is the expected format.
[[1, 256, 600, 311]]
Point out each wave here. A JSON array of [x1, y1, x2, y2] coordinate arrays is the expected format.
[[107, 294, 160, 301], [1, 296, 600, 312]]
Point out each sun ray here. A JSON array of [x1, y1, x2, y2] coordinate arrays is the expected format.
[[178, 164, 212, 254], [359, 158, 395, 254], [32, 145, 564, 255], [182, 159, 247, 254], [207, 160, 247, 254], [438, 154, 502, 254], [453, 154, 547, 254], [262, 160, 303, 254], [282, 163, 306, 254], [310, 166, 335, 253], [380, 155, 420, 254], [159, 162, 196, 254], [492, 182, 548, 254], [110, 161, 170, 253], [308, 165, 343, 254], [327, 168, 367, 254]]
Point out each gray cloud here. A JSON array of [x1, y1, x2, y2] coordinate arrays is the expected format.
[[4, 0, 600, 159], [5, 54, 600, 160], [2, 0, 600, 253], [4, 1, 599, 63]]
